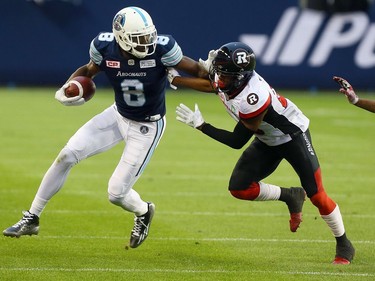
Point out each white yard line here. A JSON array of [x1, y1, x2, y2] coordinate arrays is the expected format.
[[31, 235, 375, 245], [6, 209, 374, 218], [0, 267, 373, 277]]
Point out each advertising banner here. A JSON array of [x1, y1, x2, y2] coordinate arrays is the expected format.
[[1, 0, 374, 90]]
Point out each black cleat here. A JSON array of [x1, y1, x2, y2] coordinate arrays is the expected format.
[[3, 211, 39, 238], [284, 187, 306, 232], [333, 240, 355, 265], [129, 202, 155, 248]]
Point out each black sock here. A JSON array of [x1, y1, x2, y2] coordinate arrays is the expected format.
[[279, 187, 290, 203], [335, 233, 350, 246]]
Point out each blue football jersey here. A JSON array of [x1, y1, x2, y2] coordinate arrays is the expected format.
[[89, 32, 183, 121]]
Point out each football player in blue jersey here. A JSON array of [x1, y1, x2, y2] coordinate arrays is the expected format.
[[334, 76, 375, 113], [3, 6, 211, 249], [170, 42, 355, 264]]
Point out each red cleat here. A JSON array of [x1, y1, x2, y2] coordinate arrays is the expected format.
[[285, 187, 306, 232], [332, 257, 351, 265], [289, 212, 302, 232]]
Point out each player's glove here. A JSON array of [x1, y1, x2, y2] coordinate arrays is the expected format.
[[333, 76, 359, 104], [199, 49, 217, 73], [55, 83, 85, 106], [167, 67, 180, 90], [176, 103, 205, 129]]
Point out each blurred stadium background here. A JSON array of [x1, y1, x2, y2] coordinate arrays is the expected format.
[[1, 2, 375, 279], [1, 0, 374, 91]]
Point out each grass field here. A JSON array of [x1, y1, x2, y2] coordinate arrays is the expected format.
[[0, 87, 374, 281]]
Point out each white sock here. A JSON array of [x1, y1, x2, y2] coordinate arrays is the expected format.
[[321, 205, 345, 237], [29, 196, 48, 217], [109, 189, 148, 216], [255, 182, 281, 201], [29, 147, 77, 217]]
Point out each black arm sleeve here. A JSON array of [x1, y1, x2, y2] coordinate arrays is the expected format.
[[200, 121, 254, 149]]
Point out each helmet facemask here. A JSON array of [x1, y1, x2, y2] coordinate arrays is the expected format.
[[124, 29, 157, 58], [209, 67, 247, 93], [112, 7, 158, 58]]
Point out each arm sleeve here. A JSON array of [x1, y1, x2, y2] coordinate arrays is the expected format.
[[200, 121, 254, 149]]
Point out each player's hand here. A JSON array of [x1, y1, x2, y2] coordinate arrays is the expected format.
[[199, 49, 217, 73], [167, 67, 180, 90], [176, 103, 205, 129], [55, 83, 85, 106], [333, 76, 359, 104]]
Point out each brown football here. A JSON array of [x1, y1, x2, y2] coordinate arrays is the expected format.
[[64, 76, 96, 101]]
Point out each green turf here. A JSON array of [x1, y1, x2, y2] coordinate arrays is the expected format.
[[0, 87, 374, 281]]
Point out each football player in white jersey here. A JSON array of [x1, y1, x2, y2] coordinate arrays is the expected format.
[[3, 6, 211, 249], [173, 42, 355, 264], [334, 76, 375, 113]]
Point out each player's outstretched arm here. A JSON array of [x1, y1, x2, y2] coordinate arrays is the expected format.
[[176, 56, 208, 78], [333, 76, 375, 113], [173, 76, 214, 92], [169, 56, 215, 92], [354, 99, 375, 113], [176, 103, 253, 149], [168, 68, 214, 92]]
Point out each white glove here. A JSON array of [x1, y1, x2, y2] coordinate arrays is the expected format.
[[55, 82, 85, 106], [333, 76, 359, 104], [176, 103, 205, 129], [167, 67, 180, 90], [198, 49, 217, 73]]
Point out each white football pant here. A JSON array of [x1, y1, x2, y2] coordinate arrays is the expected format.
[[29, 104, 166, 217]]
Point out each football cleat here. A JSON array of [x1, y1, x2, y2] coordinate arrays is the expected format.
[[332, 240, 355, 265], [289, 213, 303, 233], [129, 202, 155, 248], [285, 187, 306, 232], [332, 257, 351, 265], [3, 211, 39, 238]]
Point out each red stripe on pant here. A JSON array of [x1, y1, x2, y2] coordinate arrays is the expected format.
[[310, 167, 336, 215], [230, 182, 260, 200]]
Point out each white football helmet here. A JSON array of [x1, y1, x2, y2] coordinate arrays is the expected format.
[[112, 7, 157, 58]]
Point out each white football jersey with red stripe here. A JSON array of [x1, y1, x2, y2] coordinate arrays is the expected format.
[[217, 71, 309, 146]]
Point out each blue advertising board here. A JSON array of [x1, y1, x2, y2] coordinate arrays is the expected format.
[[1, 0, 374, 90]]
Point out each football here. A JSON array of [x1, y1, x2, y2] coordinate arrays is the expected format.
[[64, 76, 96, 102]]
